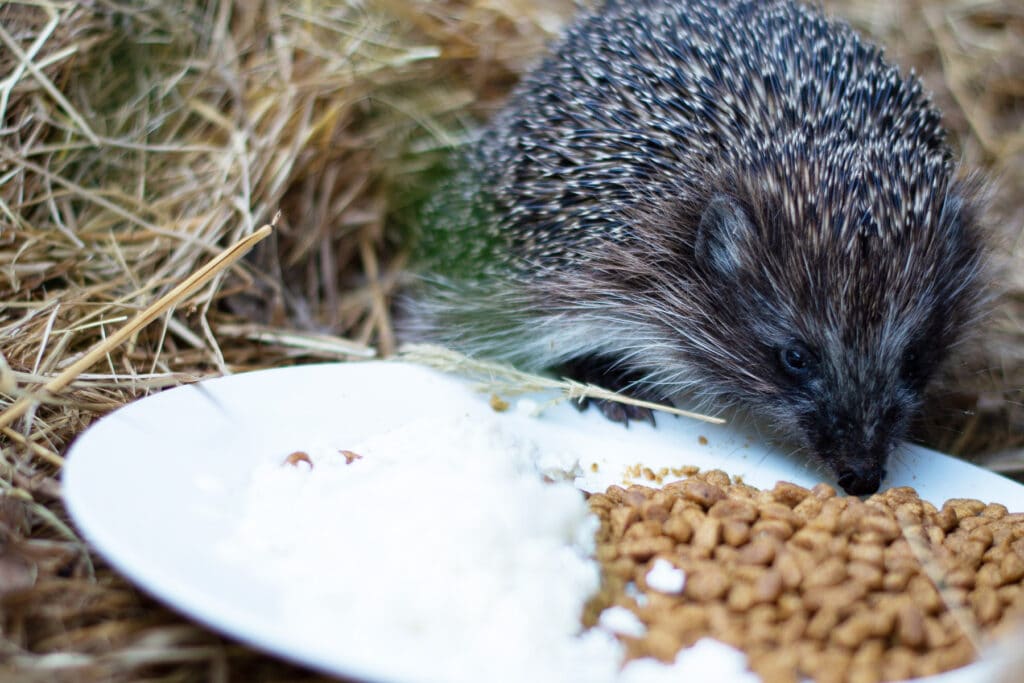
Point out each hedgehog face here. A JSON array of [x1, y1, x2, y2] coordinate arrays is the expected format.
[[690, 187, 984, 495], [767, 332, 924, 496]]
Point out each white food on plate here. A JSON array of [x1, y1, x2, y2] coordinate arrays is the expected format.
[[221, 416, 619, 683], [619, 638, 761, 683], [598, 606, 648, 638], [645, 558, 686, 594], [220, 414, 763, 683]]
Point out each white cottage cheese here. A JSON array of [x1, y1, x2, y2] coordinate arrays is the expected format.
[[221, 415, 759, 682]]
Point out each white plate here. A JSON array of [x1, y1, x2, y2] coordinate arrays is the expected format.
[[63, 361, 1022, 682]]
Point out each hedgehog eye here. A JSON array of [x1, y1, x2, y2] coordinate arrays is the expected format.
[[778, 343, 816, 379]]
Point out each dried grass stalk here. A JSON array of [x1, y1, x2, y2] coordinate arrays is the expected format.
[[399, 343, 726, 424]]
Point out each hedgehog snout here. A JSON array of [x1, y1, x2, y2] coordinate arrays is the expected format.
[[808, 406, 903, 496], [823, 438, 891, 496], [835, 463, 887, 497]]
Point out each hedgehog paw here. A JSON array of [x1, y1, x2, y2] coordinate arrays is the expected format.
[[561, 356, 660, 428], [574, 396, 656, 427]]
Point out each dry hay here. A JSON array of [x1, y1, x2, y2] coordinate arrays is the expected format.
[[0, 0, 1020, 681]]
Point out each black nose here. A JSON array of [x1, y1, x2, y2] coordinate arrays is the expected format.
[[836, 465, 886, 496]]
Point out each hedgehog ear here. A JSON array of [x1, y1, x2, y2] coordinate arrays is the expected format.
[[695, 194, 755, 277]]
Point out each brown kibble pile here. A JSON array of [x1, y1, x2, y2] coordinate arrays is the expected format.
[[586, 470, 1024, 683]]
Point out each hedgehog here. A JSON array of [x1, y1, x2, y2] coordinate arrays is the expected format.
[[400, 0, 988, 495]]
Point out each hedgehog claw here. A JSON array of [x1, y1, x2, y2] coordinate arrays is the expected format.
[[563, 356, 661, 428], [574, 396, 657, 428]]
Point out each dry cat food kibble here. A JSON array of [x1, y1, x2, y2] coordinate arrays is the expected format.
[[281, 450, 312, 468], [586, 470, 1024, 683]]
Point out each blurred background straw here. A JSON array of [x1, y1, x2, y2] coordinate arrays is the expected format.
[[0, 1, 1020, 680]]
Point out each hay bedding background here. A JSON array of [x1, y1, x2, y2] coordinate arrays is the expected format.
[[0, 0, 1020, 680]]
